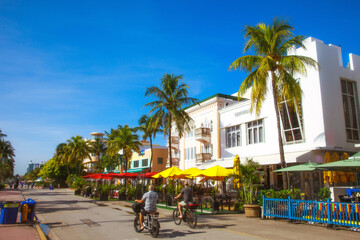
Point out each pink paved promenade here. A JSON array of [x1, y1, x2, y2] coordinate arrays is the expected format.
[[0, 188, 39, 240]]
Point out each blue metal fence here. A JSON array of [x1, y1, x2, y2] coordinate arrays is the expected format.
[[263, 196, 360, 228]]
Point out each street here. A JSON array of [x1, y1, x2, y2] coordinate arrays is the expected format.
[[22, 189, 359, 240]]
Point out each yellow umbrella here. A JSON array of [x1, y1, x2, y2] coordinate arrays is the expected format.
[[175, 167, 203, 179], [152, 166, 183, 179], [196, 165, 232, 180], [233, 155, 240, 188]]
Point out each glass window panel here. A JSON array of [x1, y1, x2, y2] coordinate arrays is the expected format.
[[347, 81, 354, 95], [237, 132, 241, 146], [293, 129, 302, 141], [284, 131, 293, 143], [248, 129, 253, 144], [353, 130, 359, 141], [346, 129, 352, 140], [259, 126, 263, 142], [288, 105, 300, 128], [254, 128, 258, 143], [232, 133, 236, 147], [343, 95, 351, 128], [350, 96, 358, 128], [341, 80, 347, 93]]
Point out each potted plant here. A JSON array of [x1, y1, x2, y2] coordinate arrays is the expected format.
[[100, 184, 111, 201], [238, 158, 262, 217]]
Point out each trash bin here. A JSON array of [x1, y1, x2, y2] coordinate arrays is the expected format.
[[20, 198, 37, 223], [0, 201, 20, 224]]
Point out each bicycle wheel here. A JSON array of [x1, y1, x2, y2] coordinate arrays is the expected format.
[[186, 210, 197, 229], [173, 208, 182, 225], [134, 215, 143, 233], [150, 219, 160, 238]]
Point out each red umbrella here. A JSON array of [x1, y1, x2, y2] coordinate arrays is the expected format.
[[107, 172, 137, 178], [141, 172, 159, 178]]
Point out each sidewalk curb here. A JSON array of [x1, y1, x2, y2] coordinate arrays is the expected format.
[[20, 190, 47, 240]]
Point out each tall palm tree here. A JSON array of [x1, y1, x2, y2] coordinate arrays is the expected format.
[[106, 125, 141, 172], [144, 73, 197, 167], [229, 18, 318, 189], [0, 130, 15, 183], [107, 125, 141, 197], [138, 114, 163, 172], [91, 138, 106, 173], [62, 136, 92, 175]]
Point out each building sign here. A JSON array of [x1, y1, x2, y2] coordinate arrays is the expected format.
[[234, 109, 250, 117]]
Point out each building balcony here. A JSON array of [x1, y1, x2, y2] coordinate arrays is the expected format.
[[166, 136, 179, 150], [195, 153, 212, 165], [195, 127, 211, 143], [166, 157, 180, 168]]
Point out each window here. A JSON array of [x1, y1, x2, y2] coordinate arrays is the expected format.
[[279, 99, 304, 143], [341, 79, 360, 141], [226, 125, 241, 148], [157, 158, 163, 164], [133, 160, 139, 168], [142, 159, 148, 167], [202, 144, 212, 155], [247, 119, 264, 144]]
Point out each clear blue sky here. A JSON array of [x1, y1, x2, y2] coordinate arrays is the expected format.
[[1, 0, 359, 175]]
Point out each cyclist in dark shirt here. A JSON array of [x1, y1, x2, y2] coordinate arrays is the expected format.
[[174, 182, 193, 219]]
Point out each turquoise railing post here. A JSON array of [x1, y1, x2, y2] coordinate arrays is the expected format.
[[288, 196, 291, 219], [262, 195, 265, 217], [326, 198, 331, 225]]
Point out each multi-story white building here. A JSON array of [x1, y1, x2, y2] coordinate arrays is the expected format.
[[171, 37, 360, 187], [83, 132, 105, 172]]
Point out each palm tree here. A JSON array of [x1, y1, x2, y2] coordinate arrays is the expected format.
[[91, 138, 106, 173], [107, 125, 141, 198], [106, 125, 141, 172], [144, 73, 197, 167], [62, 136, 92, 175], [0, 130, 15, 183], [138, 114, 163, 172], [229, 18, 318, 189]]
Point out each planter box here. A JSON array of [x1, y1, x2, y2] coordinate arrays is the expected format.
[[244, 204, 260, 218]]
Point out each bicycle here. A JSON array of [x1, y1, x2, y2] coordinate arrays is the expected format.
[[172, 200, 198, 229], [133, 203, 160, 238]]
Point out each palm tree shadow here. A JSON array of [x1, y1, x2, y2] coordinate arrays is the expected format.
[[157, 229, 206, 238]]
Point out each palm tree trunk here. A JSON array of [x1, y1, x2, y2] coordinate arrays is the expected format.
[[168, 115, 172, 167], [149, 136, 153, 172], [271, 72, 289, 190]]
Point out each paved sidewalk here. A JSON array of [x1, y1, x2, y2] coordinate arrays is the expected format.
[[0, 188, 40, 240]]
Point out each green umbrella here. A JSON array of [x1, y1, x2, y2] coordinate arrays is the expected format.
[[274, 162, 319, 172], [315, 158, 360, 171]]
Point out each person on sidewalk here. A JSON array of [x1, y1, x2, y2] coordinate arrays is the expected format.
[[135, 185, 158, 231], [174, 182, 193, 219]]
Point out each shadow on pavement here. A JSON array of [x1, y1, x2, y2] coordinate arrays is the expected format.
[[158, 229, 206, 238]]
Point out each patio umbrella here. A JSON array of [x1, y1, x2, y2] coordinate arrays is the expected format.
[[196, 165, 232, 180], [152, 166, 183, 179], [174, 167, 202, 179], [273, 162, 319, 172], [141, 172, 159, 178]]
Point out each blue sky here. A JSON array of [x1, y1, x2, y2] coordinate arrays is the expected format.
[[1, 0, 359, 174]]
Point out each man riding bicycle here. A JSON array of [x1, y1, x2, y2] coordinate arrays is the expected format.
[[174, 182, 193, 219], [135, 184, 158, 230]]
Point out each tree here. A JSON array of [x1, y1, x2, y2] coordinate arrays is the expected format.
[[39, 158, 69, 185], [229, 18, 318, 189], [144, 73, 197, 167], [138, 114, 163, 172], [62, 136, 92, 175], [0, 130, 15, 183], [106, 125, 141, 198], [106, 125, 141, 172], [91, 138, 106, 173]]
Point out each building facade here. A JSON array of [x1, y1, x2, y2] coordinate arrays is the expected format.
[[127, 140, 168, 173], [83, 132, 105, 172], [172, 37, 360, 187]]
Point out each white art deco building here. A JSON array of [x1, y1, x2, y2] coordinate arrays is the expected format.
[[169, 37, 360, 188]]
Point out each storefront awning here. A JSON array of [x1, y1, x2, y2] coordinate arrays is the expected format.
[[127, 167, 148, 173]]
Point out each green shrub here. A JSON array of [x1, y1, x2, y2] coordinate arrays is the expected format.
[[101, 184, 111, 195], [317, 187, 331, 201], [0, 184, 5, 190], [259, 188, 301, 205]]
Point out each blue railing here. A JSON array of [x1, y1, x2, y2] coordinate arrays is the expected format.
[[263, 196, 360, 228]]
